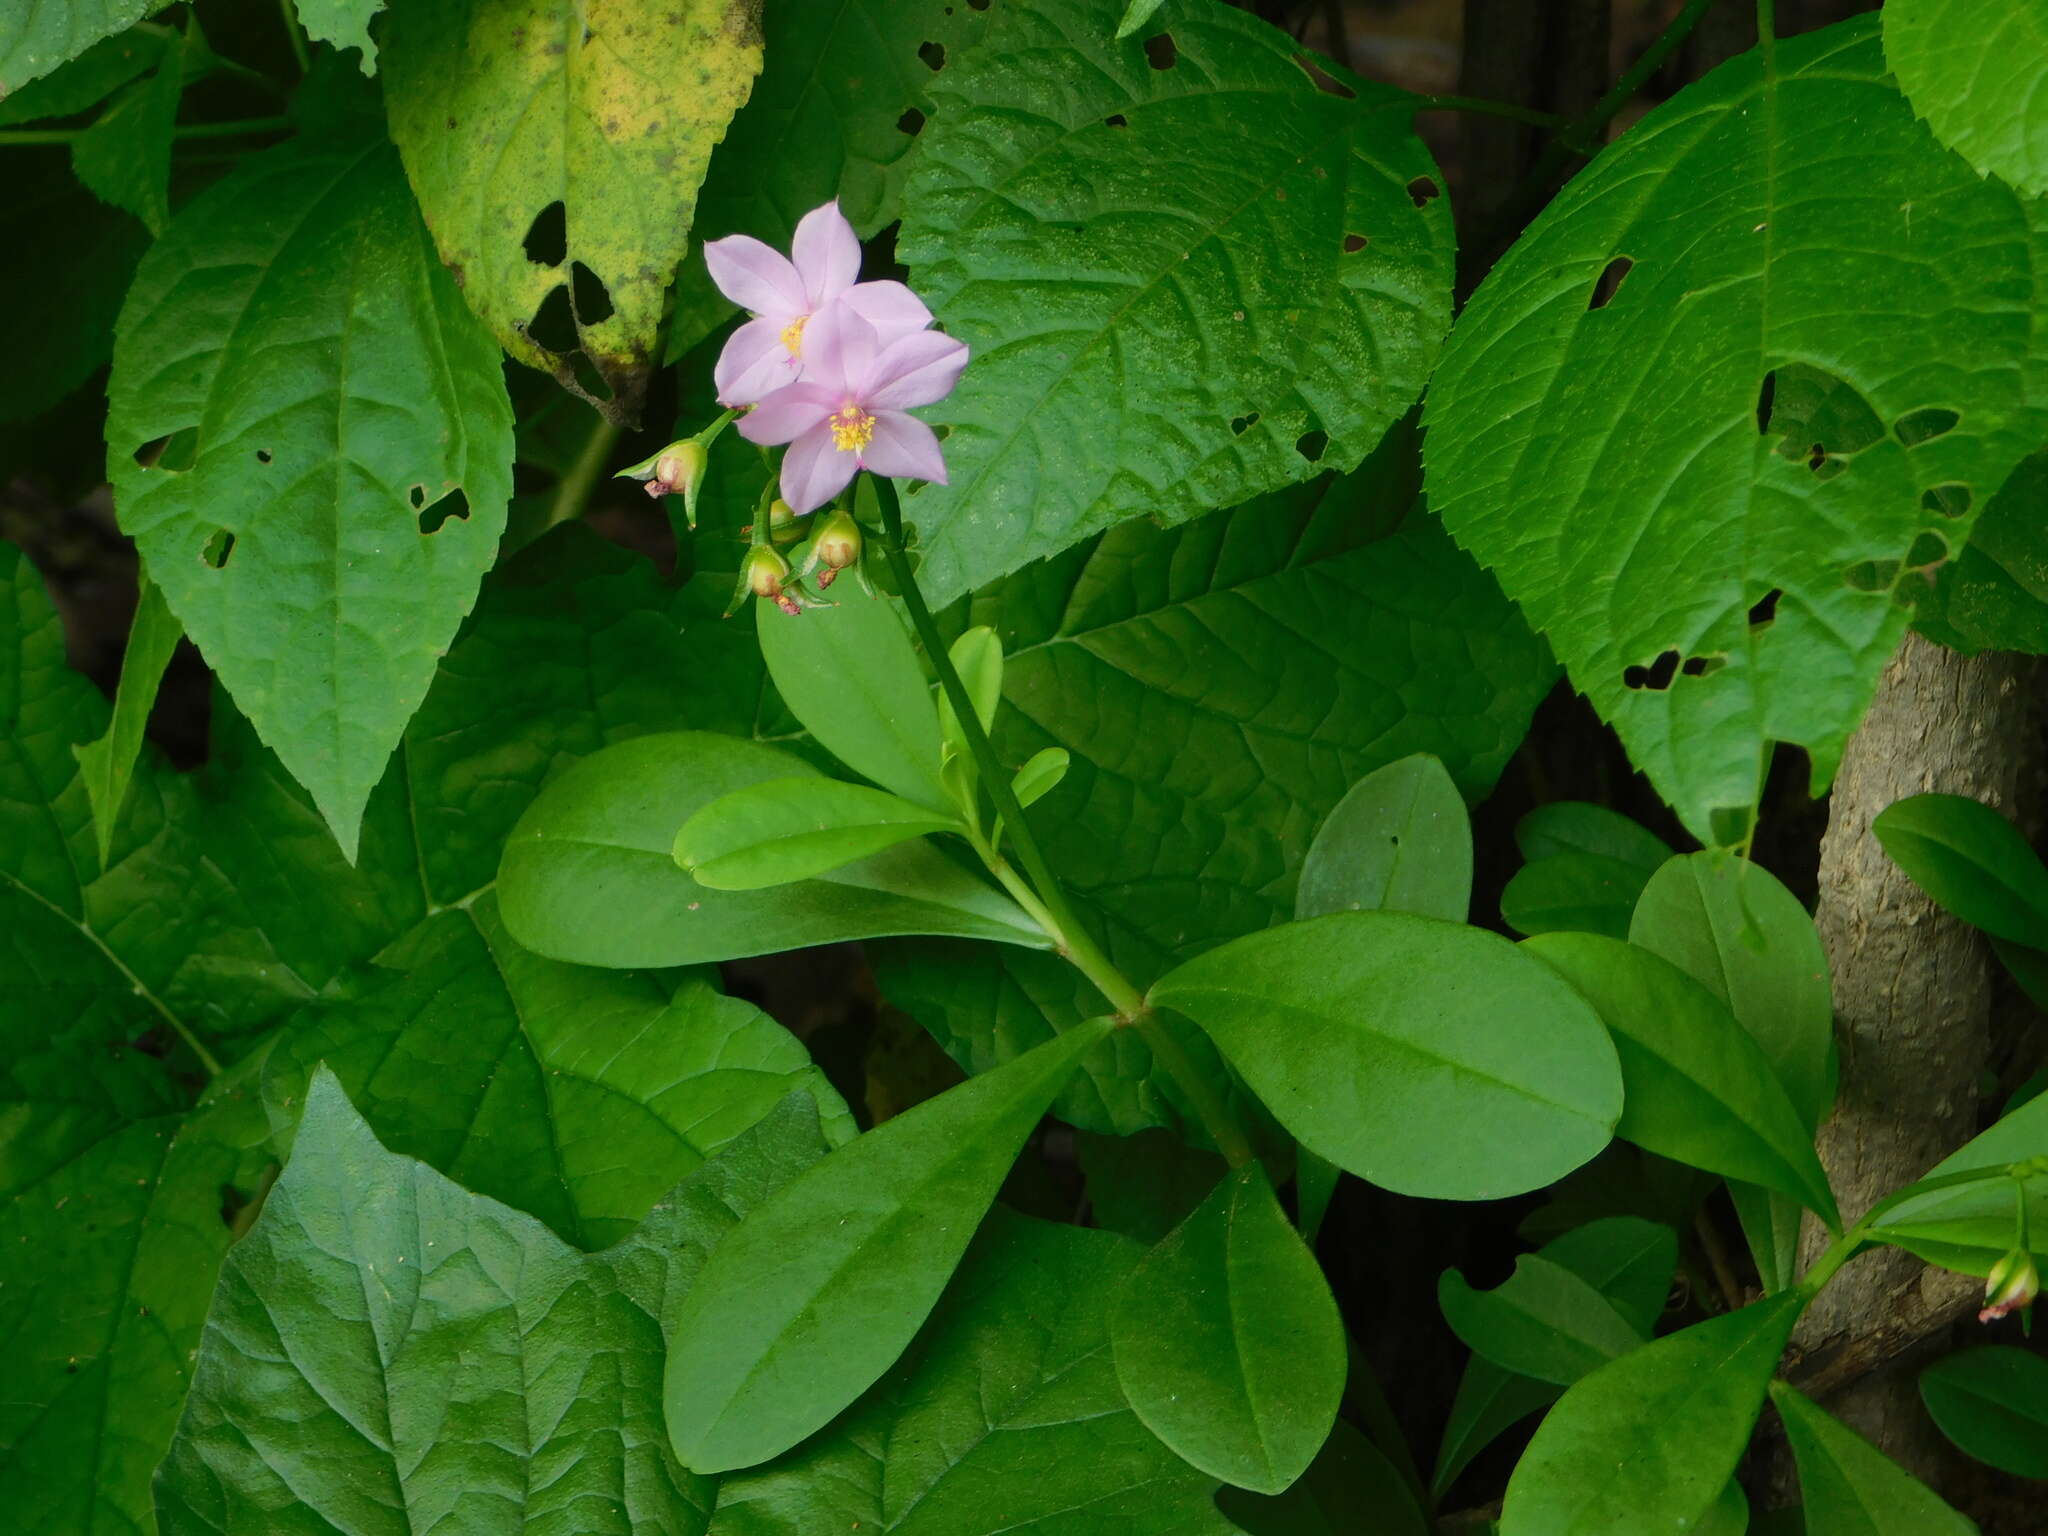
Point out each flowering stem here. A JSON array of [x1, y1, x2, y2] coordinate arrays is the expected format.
[[868, 475, 1254, 1167]]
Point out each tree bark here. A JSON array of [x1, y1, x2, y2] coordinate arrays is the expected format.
[[1794, 634, 2038, 1482]]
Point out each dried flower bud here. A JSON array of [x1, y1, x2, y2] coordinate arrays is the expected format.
[[1980, 1247, 2039, 1324]]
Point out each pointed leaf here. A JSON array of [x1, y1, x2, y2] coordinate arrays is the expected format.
[[1919, 1347, 2048, 1480], [1151, 911, 1622, 1200], [666, 1017, 1113, 1473], [1010, 746, 1068, 809], [1885, 0, 2048, 197], [1869, 1092, 2048, 1273], [72, 573, 181, 869], [1913, 448, 2048, 657], [1218, 1419, 1429, 1536], [1298, 753, 1471, 923], [677, 777, 960, 890], [106, 137, 515, 856], [1111, 1165, 1346, 1493], [1438, 1254, 1645, 1388], [68, 23, 182, 234], [1774, 1382, 1978, 1533], [1872, 793, 2048, 950]]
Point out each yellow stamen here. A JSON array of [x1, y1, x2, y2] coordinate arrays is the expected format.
[[780, 314, 808, 356], [829, 405, 875, 454]]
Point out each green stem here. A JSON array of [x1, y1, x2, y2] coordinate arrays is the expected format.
[[1757, 0, 1776, 67], [0, 115, 293, 147], [279, 0, 313, 74], [1416, 93, 1567, 130], [1556, 0, 1720, 157], [545, 413, 624, 530], [869, 475, 1254, 1167]]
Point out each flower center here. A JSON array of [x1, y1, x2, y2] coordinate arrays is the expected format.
[[780, 314, 808, 356], [829, 404, 875, 454]]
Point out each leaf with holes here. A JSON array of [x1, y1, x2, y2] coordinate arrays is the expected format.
[[381, 0, 762, 421], [0, 0, 161, 92], [1915, 448, 2048, 655], [897, 0, 1456, 602], [106, 136, 515, 859], [1297, 752, 1472, 923], [1424, 17, 2048, 846], [1886, 0, 2048, 198]]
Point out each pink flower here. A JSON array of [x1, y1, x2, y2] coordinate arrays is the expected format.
[[737, 303, 968, 513], [703, 200, 933, 407]]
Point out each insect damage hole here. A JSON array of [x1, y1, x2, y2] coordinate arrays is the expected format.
[[132, 427, 197, 472], [1748, 588, 1782, 627], [1296, 428, 1328, 462], [417, 489, 471, 535], [1231, 411, 1259, 436], [1921, 483, 1973, 517], [1104, 113, 1128, 128], [527, 284, 578, 353], [523, 201, 567, 267], [1587, 256, 1633, 311], [1895, 407, 1960, 446], [897, 107, 926, 136], [1342, 233, 1368, 254], [918, 40, 945, 70], [1143, 32, 1177, 70], [1291, 54, 1355, 98], [1905, 530, 1949, 569], [571, 260, 614, 325], [1755, 372, 1776, 434], [1406, 176, 1440, 207], [1624, 650, 1680, 691], [201, 529, 235, 569], [408, 485, 426, 510]]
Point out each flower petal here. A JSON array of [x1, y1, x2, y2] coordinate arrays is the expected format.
[[736, 383, 838, 446], [861, 330, 970, 411], [860, 412, 949, 485], [841, 280, 933, 346], [704, 234, 806, 316], [714, 316, 800, 406], [782, 423, 860, 514], [802, 301, 879, 394], [791, 200, 862, 308]]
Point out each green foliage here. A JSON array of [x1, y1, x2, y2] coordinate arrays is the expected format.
[[1873, 792, 2048, 949], [1110, 1164, 1346, 1493], [1502, 802, 1673, 940], [677, 777, 962, 889], [0, 0, 160, 92], [295, 0, 384, 72], [1773, 1382, 1977, 1533], [1869, 1092, 2048, 1275], [67, 19, 182, 232], [1885, 0, 2048, 197], [1425, 16, 2048, 846], [1919, 1347, 2048, 1480], [1914, 448, 2048, 655], [899, 0, 1456, 601], [72, 572, 179, 867], [1218, 1420, 1429, 1536], [1297, 752, 1471, 923], [1153, 911, 1623, 1200], [1438, 1255, 1645, 1389]]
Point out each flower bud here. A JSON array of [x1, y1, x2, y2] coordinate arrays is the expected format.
[[616, 438, 710, 527], [768, 499, 804, 546], [811, 508, 862, 588], [742, 545, 802, 615], [1979, 1247, 2039, 1324]]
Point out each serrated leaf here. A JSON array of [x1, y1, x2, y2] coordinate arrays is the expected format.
[[1500, 1293, 1804, 1536], [1424, 17, 2048, 845], [381, 0, 761, 421], [1872, 792, 2048, 949], [1219, 1419, 1429, 1536], [69, 23, 182, 232], [107, 136, 515, 857], [72, 572, 180, 869], [1297, 752, 1471, 923], [155, 1070, 831, 1534], [666, 1017, 1113, 1473], [1919, 1347, 2048, 1480], [0, 0, 161, 92], [678, 777, 961, 890], [898, 0, 1455, 601], [260, 893, 854, 1249], [1524, 932, 1839, 1225], [1152, 911, 1622, 1200], [1868, 1092, 2048, 1274], [1438, 1254, 1645, 1388], [499, 731, 1045, 967], [1111, 1164, 1346, 1492], [296, 0, 384, 71], [1773, 1382, 1978, 1534], [1913, 448, 2048, 655], [706, 1210, 1233, 1535], [1885, 0, 2048, 198]]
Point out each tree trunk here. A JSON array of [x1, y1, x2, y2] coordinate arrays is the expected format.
[[1792, 634, 2037, 1483]]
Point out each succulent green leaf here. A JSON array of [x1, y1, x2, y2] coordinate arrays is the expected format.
[[1438, 1255, 1645, 1389], [1872, 792, 2048, 950], [705, 1210, 1234, 1535], [106, 136, 515, 858], [1885, 0, 2048, 198], [499, 731, 1044, 967], [898, 0, 1456, 600], [1424, 17, 2048, 844], [1151, 911, 1622, 1200], [1297, 752, 1471, 923], [0, 0, 161, 91], [677, 777, 961, 890], [666, 1018, 1113, 1473], [1499, 1293, 1804, 1536], [1524, 933, 1839, 1225], [1869, 1092, 2048, 1274], [1218, 1419, 1429, 1536], [1919, 1347, 2048, 1480], [72, 572, 180, 870], [380, 0, 762, 420], [1773, 1382, 1978, 1534], [1110, 1164, 1346, 1493]]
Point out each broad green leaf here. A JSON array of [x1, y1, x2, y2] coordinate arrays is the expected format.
[[1424, 17, 2048, 845], [1524, 933, 1839, 1225], [0, 26, 164, 124], [1869, 1092, 2048, 1273], [1872, 793, 2048, 949], [296, 0, 383, 71], [1438, 1255, 1644, 1388], [666, 1018, 1114, 1473], [1218, 1419, 1429, 1536], [1913, 448, 2048, 655], [1516, 802, 1673, 870], [107, 136, 515, 857], [1077, 1126, 1228, 1244], [1297, 753, 1471, 923], [0, 0, 160, 91], [898, 0, 1456, 601], [1501, 852, 1652, 940], [381, 0, 761, 420], [1500, 1292, 1804, 1536], [705, 1210, 1233, 1535], [72, 572, 180, 869], [1152, 911, 1622, 1200], [677, 777, 960, 890], [1111, 1164, 1346, 1492], [68, 19, 181, 233], [1773, 1382, 1977, 1534], [499, 731, 1044, 967], [757, 585, 948, 810], [1919, 1347, 2048, 1479], [155, 1070, 831, 1535], [1885, 0, 2048, 197], [260, 893, 853, 1249]]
